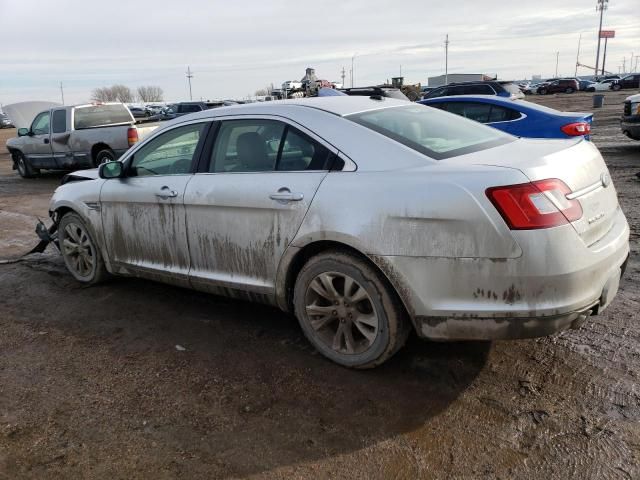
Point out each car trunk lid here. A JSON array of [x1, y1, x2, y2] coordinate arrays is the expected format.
[[446, 138, 619, 246]]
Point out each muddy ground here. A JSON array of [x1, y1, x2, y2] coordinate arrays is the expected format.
[[0, 91, 638, 479]]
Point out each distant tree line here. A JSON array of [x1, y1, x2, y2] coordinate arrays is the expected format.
[[91, 85, 164, 103]]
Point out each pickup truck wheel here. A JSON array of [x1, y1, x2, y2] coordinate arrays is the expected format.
[[293, 250, 410, 369], [539, 88, 547, 95], [565, 87, 575, 94], [14, 152, 39, 178], [95, 149, 115, 166], [59, 213, 108, 284], [612, 83, 621, 91]]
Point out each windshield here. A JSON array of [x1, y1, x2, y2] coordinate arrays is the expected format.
[[73, 104, 133, 129], [347, 104, 514, 160]]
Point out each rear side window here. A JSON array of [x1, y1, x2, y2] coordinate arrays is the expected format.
[[52, 110, 66, 133], [74, 104, 133, 129], [466, 84, 495, 95], [347, 105, 514, 160], [180, 104, 202, 113], [425, 87, 448, 99], [210, 119, 334, 173]]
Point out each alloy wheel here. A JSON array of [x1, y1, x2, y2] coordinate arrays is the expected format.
[[62, 222, 95, 278], [304, 272, 379, 355]]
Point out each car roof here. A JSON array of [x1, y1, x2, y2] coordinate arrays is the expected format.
[[184, 96, 411, 120]]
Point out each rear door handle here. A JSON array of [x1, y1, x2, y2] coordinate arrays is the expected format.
[[155, 186, 178, 199], [44, 138, 50, 144], [269, 187, 304, 203]]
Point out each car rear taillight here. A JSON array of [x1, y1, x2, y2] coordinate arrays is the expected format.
[[486, 179, 583, 230], [561, 122, 591, 136], [127, 127, 139, 147]]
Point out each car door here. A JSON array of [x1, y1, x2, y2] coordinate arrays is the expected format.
[[22, 111, 53, 168], [100, 121, 210, 286], [184, 117, 336, 299], [50, 108, 73, 168]]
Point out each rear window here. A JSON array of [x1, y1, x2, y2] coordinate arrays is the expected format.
[[347, 105, 514, 160], [73, 104, 133, 129]]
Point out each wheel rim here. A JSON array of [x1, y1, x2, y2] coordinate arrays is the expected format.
[[17, 156, 25, 175], [98, 154, 114, 165], [62, 222, 95, 278], [304, 272, 379, 355]]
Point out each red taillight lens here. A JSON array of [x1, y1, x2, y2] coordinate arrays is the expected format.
[[561, 122, 591, 136], [486, 179, 583, 230], [127, 127, 139, 147]]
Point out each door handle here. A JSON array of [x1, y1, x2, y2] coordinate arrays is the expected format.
[[155, 186, 178, 199], [269, 187, 304, 203], [44, 138, 50, 144]]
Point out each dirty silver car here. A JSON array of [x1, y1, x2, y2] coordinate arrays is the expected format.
[[49, 97, 630, 368]]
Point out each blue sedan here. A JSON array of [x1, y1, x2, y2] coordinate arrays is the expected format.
[[419, 95, 593, 139]]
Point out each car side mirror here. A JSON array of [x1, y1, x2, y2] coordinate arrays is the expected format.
[[17, 128, 29, 137], [99, 161, 124, 179]]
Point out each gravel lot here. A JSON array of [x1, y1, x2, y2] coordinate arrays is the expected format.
[[0, 91, 638, 479]]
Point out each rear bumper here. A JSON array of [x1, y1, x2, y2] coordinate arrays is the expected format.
[[375, 208, 630, 340]]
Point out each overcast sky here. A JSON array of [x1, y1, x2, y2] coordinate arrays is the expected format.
[[1, 0, 638, 105]]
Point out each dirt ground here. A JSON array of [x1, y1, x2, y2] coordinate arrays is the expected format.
[[0, 91, 638, 479]]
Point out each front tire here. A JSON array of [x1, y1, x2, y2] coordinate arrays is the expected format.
[[59, 213, 108, 285], [14, 152, 39, 178], [539, 88, 548, 95], [293, 250, 410, 368], [612, 83, 621, 91], [565, 87, 574, 94]]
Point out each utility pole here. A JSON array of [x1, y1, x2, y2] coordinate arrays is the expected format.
[[351, 54, 356, 88], [59, 82, 65, 105], [575, 33, 582, 76], [555, 51, 560, 77], [622, 57, 626, 74], [601, 38, 609, 74], [186, 66, 194, 101], [341, 66, 346, 87], [594, 0, 608, 78], [444, 34, 449, 84]]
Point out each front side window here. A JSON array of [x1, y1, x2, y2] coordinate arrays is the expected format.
[[130, 123, 206, 176], [31, 112, 50, 135], [347, 105, 514, 160], [425, 87, 447, 99]]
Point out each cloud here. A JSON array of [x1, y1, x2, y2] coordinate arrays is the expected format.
[[0, 0, 638, 104]]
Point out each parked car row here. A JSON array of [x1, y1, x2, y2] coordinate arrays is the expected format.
[[0, 112, 14, 128]]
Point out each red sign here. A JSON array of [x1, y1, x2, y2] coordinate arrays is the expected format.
[[599, 30, 615, 38]]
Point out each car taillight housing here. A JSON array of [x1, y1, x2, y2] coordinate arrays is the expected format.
[[486, 179, 583, 230], [561, 122, 591, 136], [127, 127, 139, 147]]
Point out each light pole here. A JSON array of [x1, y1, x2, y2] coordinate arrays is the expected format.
[[351, 54, 356, 88], [555, 51, 559, 77], [595, 0, 608, 78]]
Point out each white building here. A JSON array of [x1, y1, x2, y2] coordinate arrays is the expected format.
[[428, 73, 494, 87]]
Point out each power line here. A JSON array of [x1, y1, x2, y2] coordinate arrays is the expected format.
[[186, 66, 194, 101]]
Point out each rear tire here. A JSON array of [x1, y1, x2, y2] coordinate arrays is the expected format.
[[565, 87, 574, 94], [612, 83, 621, 91], [59, 213, 108, 285], [94, 148, 115, 167], [293, 250, 410, 369], [539, 88, 548, 95], [14, 151, 39, 178]]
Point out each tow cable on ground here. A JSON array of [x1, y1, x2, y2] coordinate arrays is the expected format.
[[0, 220, 59, 265]]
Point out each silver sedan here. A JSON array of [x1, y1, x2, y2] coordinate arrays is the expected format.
[[49, 97, 630, 368]]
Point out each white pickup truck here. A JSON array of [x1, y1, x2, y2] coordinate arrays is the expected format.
[[5, 102, 158, 178]]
